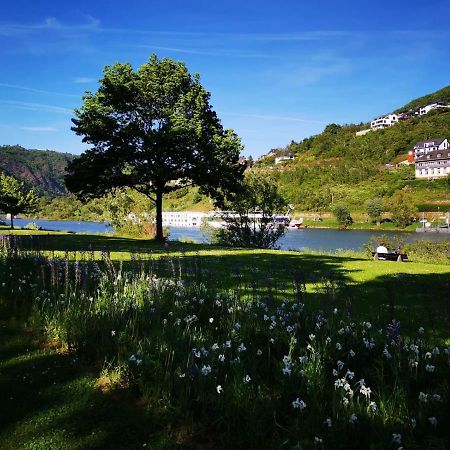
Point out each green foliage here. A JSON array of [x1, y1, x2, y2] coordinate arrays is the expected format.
[[0, 172, 39, 228], [331, 203, 353, 228], [215, 172, 287, 248], [388, 190, 418, 228], [23, 222, 41, 230], [405, 239, 450, 263], [365, 198, 384, 223], [66, 55, 244, 241], [0, 145, 73, 196]]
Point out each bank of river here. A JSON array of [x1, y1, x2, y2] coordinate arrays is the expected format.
[[2, 218, 449, 252]]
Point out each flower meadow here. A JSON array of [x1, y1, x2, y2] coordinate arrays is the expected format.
[[1, 236, 449, 449]]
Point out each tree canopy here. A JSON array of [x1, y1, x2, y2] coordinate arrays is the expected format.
[[0, 172, 38, 228], [66, 55, 245, 240]]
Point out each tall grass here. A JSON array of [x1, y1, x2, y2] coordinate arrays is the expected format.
[[1, 235, 449, 449]]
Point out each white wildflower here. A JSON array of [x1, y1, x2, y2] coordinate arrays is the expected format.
[[360, 386, 371, 398], [418, 392, 428, 402], [392, 433, 402, 444], [349, 413, 358, 424], [216, 385, 223, 394], [292, 398, 306, 410], [201, 365, 211, 376], [428, 416, 438, 426], [243, 374, 251, 384], [238, 343, 247, 352], [345, 370, 355, 380]]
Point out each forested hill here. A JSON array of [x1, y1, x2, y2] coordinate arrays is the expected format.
[[0, 145, 75, 196], [253, 90, 450, 212]]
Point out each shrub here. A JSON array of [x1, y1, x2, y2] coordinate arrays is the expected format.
[[23, 222, 41, 230], [365, 198, 384, 224], [215, 172, 287, 248], [388, 190, 418, 228], [331, 203, 353, 228]]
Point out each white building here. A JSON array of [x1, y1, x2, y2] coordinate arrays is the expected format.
[[413, 138, 449, 158], [161, 211, 208, 227], [370, 114, 399, 130], [275, 151, 294, 164], [414, 138, 450, 179], [419, 102, 450, 116]]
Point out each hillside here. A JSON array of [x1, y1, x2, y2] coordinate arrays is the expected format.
[[0, 145, 74, 196], [394, 85, 450, 113], [252, 108, 450, 212]]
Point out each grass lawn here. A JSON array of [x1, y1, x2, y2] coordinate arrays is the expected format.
[[2, 229, 449, 339], [1, 230, 450, 449]]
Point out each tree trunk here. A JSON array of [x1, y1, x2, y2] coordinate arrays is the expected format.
[[155, 189, 164, 242], [10, 214, 14, 230]]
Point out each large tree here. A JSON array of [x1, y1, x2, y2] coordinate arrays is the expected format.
[[66, 55, 245, 241], [0, 173, 38, 229]]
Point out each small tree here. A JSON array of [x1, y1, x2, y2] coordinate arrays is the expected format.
[[365, 198, 384, 225], [331, 203, 353, 229], [215, 172, 287, 248], [388, 190, 417, 228], [0, 173, 38, 229]]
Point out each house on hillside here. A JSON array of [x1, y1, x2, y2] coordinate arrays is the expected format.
[[275, 150, 294, 164], [419, 102, 450, 116], [370, 114, 399, 130], [257, 148, 279, 161], [414, 138, 450, 179]]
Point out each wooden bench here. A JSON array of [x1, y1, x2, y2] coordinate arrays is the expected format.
[[371, 252, 408, 262]]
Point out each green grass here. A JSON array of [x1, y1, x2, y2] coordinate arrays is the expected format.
[[0, 323, 187, 450], [1, 231, 449, 449], [2, 230, 449, 339]]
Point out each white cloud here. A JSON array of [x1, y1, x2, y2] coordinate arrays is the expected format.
[[73, 77, 95, 84], [0, 82, 79, 98], [0, 15, 100, 37], [22, 126, 58, 132], [0, 100, 72, 115]]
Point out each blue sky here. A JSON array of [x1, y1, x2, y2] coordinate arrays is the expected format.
[[1, 0, 449, 157]]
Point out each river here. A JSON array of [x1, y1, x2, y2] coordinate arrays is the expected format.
[[3, 218, 449, 252]]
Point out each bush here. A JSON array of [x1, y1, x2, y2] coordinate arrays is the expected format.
[[215, 172, 287, 248], [406, 239, 450, 262], [365, 198, 384, 224], [23, 222, 41, 230], [331, 203, 353, 228], [388, 190, 418, 228]]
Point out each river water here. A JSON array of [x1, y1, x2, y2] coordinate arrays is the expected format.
[[3, 218, 449, 252]]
